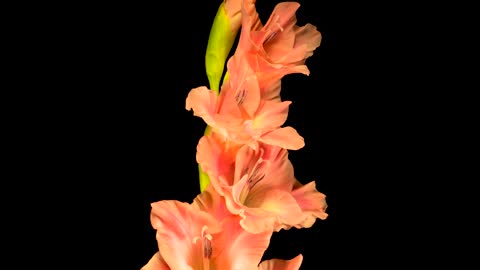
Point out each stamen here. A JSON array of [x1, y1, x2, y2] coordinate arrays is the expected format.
[[201, 226, 213, 259], [248, 160, 265, 185], [249, 174, 265, 190], [264, 15, 284, 45], [239, 161, 267, 203], [264, 31, 277, 45], [235, 88, 247, 105], [203, 237, 212, 258], [276, 22, 284, 32]]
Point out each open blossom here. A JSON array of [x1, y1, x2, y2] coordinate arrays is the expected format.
[[226, 0, 322, 98], [142, 186, 273, 270], [196, 132, 328, 234], [237, 0, 321, 79], [141, 200, 221, 270], [186, 84, 304, 150], [194, 185, 304, 270]]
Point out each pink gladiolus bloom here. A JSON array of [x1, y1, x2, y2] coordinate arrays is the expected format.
[[141, 200, 221, 270], [142, 188, 273, 270], [186, 83, 304, 150], [258, 254, 303, 270], [186, 0, 318, 151], [196, 133, 328, 234], [233, 0, 322, 86]]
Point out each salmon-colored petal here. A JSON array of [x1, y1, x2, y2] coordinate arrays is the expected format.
[[263, 2, 299, 34], [225, 55, 262, 118], [192, 184, 231, 222], [228, 174, 251, 214], [196, 133, 236, 180], [253, 145, 294, 190], [267, 25, 321, 75], [226, 173, 283, 234], [214, 215, 273, 270], [141, 252, 170, 270], [231, 143, 256, 185], [260, 78, 281, 101], [239, 0, 262, 46], [227, 170, 300, 234], [220, 143, 301, 233], [262, 3, 320, 68], [196, 132, 243, 195], [238, 72, 262, 118], [257, 56, 310, 78], [260, 127, 305, 150], [196, 135, 220, 178], [233, 144, 293, 193], [217, 74, 244, 117], [193, 183, 273, 269], [258, 254, 303, 270], [285, 64, 310, 76], [251, 100, 291, 131], [185, 86, 218, 128], [235, 0, 320, 82], [291, 181, 328, 228], [264, 25, 320, 67], [261, 2, 299, 55], [150, 200, 221, 270], [245, 189, 303, 233], [293, 24, 322, 60]]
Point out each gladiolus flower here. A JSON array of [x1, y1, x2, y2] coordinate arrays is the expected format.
[[231, 0, 322, 87], [142, 187, 274, 270], [196, 133, 328, 234], [186, 84, 304, 151]]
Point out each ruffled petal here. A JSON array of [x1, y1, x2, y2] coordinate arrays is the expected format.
[[196, 133, 237, 180], [261, 2, 300, 55], [251, 100, 291, 131], [192, 184, 231, 222], [292, 24, 322, 61], [185, 86, 218, 128], [214, 216, 273, 270], [258, 254, 303, 270], [225, 55, 262, 118], [244, 189, 303, 233], [260, 127, 305, 150], [291, 181, 328, 228], [141, 252, 170, 270]]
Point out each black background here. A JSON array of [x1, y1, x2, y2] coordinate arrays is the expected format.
[[33, 0, 414, 269]]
